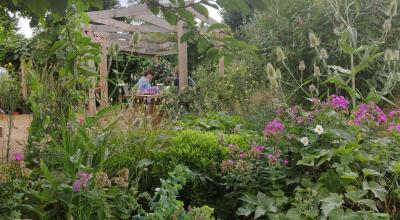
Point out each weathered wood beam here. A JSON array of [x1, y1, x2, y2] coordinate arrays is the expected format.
[[187, 7, 218, 25], [92, 19, 172, 33], [108, 39, 176, 51], [177, 20, 188, 89], [86, 24, 127, 33], [122, 48, 177, 56], [134, 15, 175, 32], [98, 32, 109, 107], [87, 5, 150, 19]]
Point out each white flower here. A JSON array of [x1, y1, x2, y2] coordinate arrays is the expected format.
[[300, 137, 309, 146], [314, 125, 324, 135]]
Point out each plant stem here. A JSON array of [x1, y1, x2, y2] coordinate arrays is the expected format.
[[351, 54, 355, 108]]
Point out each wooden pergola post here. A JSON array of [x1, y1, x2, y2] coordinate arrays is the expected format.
[[99, 32, 109, 107], [218, 30, 225, 78], [177, 20, 188, 89], [84, 28, 97, 116]]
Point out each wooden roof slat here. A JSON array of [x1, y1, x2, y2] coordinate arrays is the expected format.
[[92, 19, 171, 33]]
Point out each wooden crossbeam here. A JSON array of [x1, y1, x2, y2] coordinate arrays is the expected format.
[[122, 48, 177, 56], [92, 19, 172, 33], [134, 15, 175, 32], [109, 39, 176, 51], [85, 24, 126, 33]]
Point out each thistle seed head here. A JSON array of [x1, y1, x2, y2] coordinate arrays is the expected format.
[[298, 60, 306, 71], [384, 49, 394, 62], [319, 48, 328, 60], [266, 63, 276, 80], [309, 32, 320, 48], [313, 66, 321, 78], [387, 0, 398, 17], [383, 19, 392, 32], [276, 47, 286, 62], [394, 49, 400, 60]]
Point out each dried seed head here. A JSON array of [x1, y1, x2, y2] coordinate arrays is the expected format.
[[266, 63, 276, 80], [131, 32, 141, 47], [319, 48, 328, 60], [387, 0, 398, 17], [95, 172, 111, 187], [309, 84, 317, 92], [276, 47, 286, 62], [275, 69, 282, 79], [270, 79, 279, 89], [313, 66, 321, 78], [298, 60, 306, 71], [394, 50, 400, 60], [383, 19, 392, 32], [309, 32, 320, 48], [384, 49, 394, 62], [117, 168, 129, 182], [394, 72, 400, 81]]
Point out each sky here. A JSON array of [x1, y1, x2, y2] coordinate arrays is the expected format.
[[17, 1, 222, 38]]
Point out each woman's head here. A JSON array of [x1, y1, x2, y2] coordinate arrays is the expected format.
[[144, 69, 155, 80]]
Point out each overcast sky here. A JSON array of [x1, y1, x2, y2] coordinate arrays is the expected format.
[[17, 1, 222, 38]]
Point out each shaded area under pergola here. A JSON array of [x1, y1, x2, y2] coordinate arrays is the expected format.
[[82, 3, 221, 114]]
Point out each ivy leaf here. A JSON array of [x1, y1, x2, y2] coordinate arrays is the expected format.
[[363, 181, 387, 201], [192, 3, 209, 18], [320, 193, 344, 217]]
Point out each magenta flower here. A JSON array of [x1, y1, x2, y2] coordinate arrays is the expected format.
[[14, 152, 23, 161], [388, 124, 400, 133], [264, 119, 285, 136], [254, 145, 265, 152], [329, 94, 349, 110], [267, 154, 273, 159], [239, 152, 246, 159], [72, 171, 91, 192], [353, 103, 387, 125], [282, 159, 289, 166], [388, 109, 400, 118]]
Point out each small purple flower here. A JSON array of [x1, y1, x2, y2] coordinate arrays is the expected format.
[[353, 103, 387, 125], [72, 171, 91, 192], [73, 180, 82, 192], [264, 119, 285, 136], [267, 154, 273, 159], [388, 124, 400, 133], [239, 152, 246, 159], [14, 152, 23, 161], [388, 109, 400, 118], [282, 159, 289, 166], [254, 145, 265, 152], [329, 94, 349, 110]]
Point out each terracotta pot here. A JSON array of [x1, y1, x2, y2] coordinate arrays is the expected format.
[[12, 112, 20, 116]]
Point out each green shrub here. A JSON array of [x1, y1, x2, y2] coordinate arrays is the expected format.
[[168, 130, 229, 173]]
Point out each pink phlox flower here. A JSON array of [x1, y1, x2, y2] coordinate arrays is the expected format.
[[388, 109, 400, 118], [353, 103, 386, 125], [264, 119, 285, 136], [239, 152, 246, 159], [388, 124, 400, 133], [73, 171, 91, 192], [329, 94, 349, 110], [282, 159, 289, 166]]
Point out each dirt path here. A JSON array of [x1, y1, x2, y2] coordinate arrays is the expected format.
[[0, 114, 32, 160]]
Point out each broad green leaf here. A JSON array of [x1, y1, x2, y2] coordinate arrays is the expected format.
[[162, 8, 177, 25], [363, 181, 387, 201], [24, 0, 49, 17], [286, 208, 301, 219], [180, 31, 195, 43], [341, 172, 359, 181], [148, 4, 160, 15], [320, 193, 344, 217], [240, 194, 258, 205], [207, 23, 227, 32], [362, 168, 382, 177], [178, 9, 195, 26], [192, 4, 209, 18], [335, 142, 359, 155], [393, 161, 400, 174], [358, 199, 378, 212], [88, 0, 103, 9], [40, 160, 57, 188], [197, 38, 212, 54], [350, 52, 383, 76], [49, 40, 67, 54], [78, 66, 97, 76], [48, 0, 68, 14], [236, 204, 255, 217], [257, 192, 277, 213], [251, 0, 270, 10], [345, 190, 368, 202], [254, 206, 267, 219]]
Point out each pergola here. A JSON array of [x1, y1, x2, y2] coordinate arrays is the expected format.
[[82, 2, 222, 114]]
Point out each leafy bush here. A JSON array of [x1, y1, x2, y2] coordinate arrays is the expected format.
[[218, 95, 400, 219]]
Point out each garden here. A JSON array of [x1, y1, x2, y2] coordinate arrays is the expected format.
[[1, 0, 400, 219]]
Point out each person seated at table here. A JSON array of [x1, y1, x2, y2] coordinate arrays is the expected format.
[[137, 69, 156, 94]]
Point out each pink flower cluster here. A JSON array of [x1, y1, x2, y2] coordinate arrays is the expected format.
[[388, 124, 400, 133], [264, 119, 285, 136], [327, 94, 349, 110], [73, 171, 91, 192], [14, 152, 23, 161], [388, 109, 400, 118], [353, 103, 387, 125]]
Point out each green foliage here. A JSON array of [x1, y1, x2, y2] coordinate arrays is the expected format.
[[168, 130, 229, 172], [0, 72, 21, 112]]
